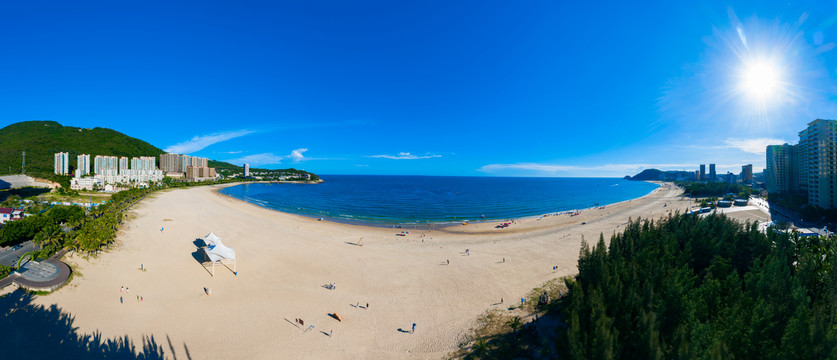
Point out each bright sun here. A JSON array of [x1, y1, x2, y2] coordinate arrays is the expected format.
[[741, 61, 781, 98]]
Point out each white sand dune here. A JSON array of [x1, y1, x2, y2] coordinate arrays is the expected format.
[[33, 182, 687, 359]]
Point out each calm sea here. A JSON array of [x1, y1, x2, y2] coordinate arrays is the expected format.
[[219, 175, 659, 226]]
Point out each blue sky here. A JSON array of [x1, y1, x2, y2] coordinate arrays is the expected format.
[[2, 1, 836, 177]]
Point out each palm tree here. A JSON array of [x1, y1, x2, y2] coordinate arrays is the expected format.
[[472, 338, 489, 356], [506, 316, 522, 333]]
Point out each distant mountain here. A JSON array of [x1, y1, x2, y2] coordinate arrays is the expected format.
[[626, 169, 694, 181]]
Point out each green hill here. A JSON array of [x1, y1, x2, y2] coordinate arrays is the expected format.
[[0, 121, 164, 177], [626, 168, 694, 181], [0, 121, 317, 185]]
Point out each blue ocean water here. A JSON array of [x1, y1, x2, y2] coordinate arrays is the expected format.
[[219, 175, 659, 225]]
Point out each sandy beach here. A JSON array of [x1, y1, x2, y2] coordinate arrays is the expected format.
[[27, 182, 688, 359]]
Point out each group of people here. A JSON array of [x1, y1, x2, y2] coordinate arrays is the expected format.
[[119, 285, 143, 303]]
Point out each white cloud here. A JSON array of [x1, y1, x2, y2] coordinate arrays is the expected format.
[[367, 152, 442, 160], [724, 137, 788, 154], [289, 148, 308, 162], [224, 148, 312, 166], [164, 130, 255, 154], [222, 150, 243, 154]]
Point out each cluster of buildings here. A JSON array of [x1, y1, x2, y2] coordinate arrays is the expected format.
[[63, 153, 164, 190], [160, 153, 216, 181], [766, 119, 837, 209], [691, 163, 754, 184], [55, 152, 220, 191]]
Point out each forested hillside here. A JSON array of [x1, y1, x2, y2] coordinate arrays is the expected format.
[[0, 121, 164, 176]]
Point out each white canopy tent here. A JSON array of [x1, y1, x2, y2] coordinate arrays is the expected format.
[[201, 232, 236, 276]]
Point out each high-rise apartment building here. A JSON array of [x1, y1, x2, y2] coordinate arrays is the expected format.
[[766, 144, 791, 194], [795, 127, 810, 194], [54, 152, 69, 175], [160, 153, 180, 173], [159, 153, 208, 174], [244, 163, 250, 178], [119, 157, 129, 176], [77, 154, 91, 176], [709, 164, 716, 182], [699, 164, 706, 181], [94, 155, 119, 176], [179, 155, 191, 172], [742, 164, 753, 184], [804, 119, 837, 208]]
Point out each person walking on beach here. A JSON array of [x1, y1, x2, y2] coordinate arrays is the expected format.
[[366, 303, 369, 309], [120, 296, 123, 304], [447, 259, 449, 265], [412, 323, 417, 334]]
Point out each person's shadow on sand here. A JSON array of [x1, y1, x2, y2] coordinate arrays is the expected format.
[[397, 328, 411, 333]]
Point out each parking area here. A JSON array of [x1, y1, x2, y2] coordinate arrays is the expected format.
[[0, 241, 36, 267]]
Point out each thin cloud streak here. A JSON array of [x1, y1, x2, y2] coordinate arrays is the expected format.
[[164, 129, 256, 154], [724, 137, 788, 154], [367, 152, 441, 160]]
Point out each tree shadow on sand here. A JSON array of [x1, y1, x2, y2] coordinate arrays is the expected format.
[[0, 289, 183, 359]]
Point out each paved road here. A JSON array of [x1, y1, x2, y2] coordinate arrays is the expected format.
[[0, 241, 36, 267]]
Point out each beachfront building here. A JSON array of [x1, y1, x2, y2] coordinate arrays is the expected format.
[[54, 152, 69, 175], [765, 144, 791, 194], [159, 153, 212, 178], [244, 163, 250, 178], [186, 166, 216, 181]]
